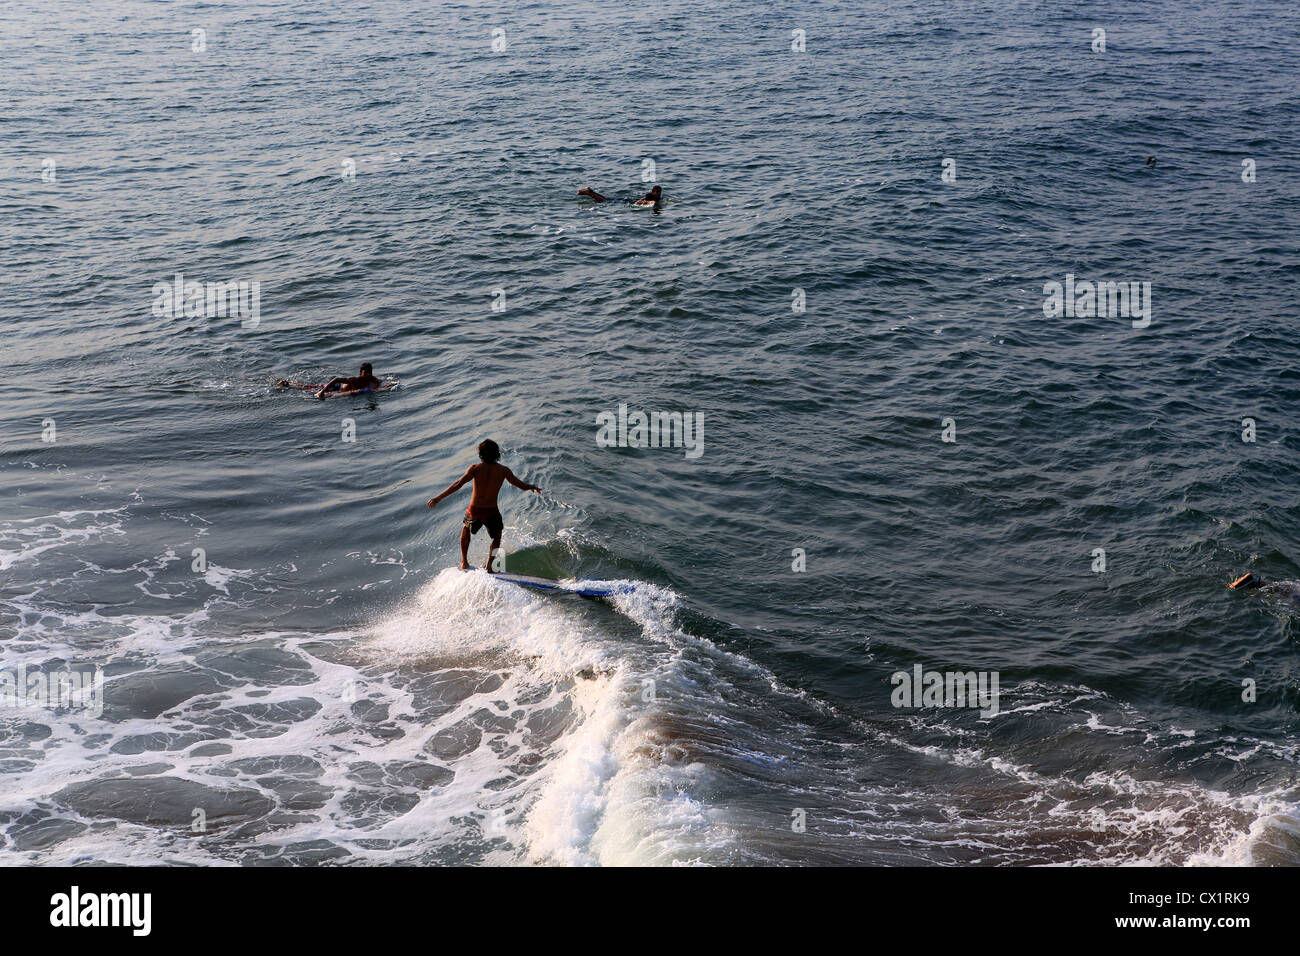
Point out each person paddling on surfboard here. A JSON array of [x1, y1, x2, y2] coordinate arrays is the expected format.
[[578, 184, 662, 207], [1229, 572, 1300, 601], [426, 439, 541, 572], [276, 363, 382, 399]]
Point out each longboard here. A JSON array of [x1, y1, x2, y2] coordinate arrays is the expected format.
[[463, 569, 634, 598], [318, 384, 398, 397], [278, 381, 400, 396]]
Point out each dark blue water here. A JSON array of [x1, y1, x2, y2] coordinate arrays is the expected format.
[[2, 0, 1297, 865]]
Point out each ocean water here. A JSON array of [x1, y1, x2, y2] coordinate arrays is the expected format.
[[2, 0, 1298, 866]]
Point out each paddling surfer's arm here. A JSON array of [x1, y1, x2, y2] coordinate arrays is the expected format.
[[504, 467, 541, 493], [427, 466, 476, 508]]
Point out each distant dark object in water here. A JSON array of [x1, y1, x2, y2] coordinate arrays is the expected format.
[[1145, 156, 1156, 167]]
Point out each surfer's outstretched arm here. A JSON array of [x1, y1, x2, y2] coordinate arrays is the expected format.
[[578, 187, 609, 202], [427, 465, 476, 508], [504, 467, 541, 493]]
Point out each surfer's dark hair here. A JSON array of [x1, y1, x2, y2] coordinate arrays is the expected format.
[[478, 439, 500, 462], [360, 362, 372, 374]]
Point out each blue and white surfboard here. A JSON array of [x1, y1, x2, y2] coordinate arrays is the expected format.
[[465, 569, 634, 598]]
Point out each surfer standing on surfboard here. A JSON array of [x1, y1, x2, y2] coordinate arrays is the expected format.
[[426, 439, 541, 572]]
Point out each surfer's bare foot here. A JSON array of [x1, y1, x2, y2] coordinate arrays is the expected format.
[[484, 564, 496, 573], [275, 379, 289, 387], [459, 560, 470, 570]]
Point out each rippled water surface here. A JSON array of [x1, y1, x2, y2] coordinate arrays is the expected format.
[[2, 0, 1298, 865]]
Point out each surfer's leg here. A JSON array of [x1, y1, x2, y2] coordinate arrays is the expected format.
[[459, 524, 471, 570], [314, 377, 342, 399], [483, 511, 504, 572], [578, 187, 608, 202]]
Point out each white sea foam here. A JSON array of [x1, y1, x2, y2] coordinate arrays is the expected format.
[[2, 505, 1295, 867], [0, 508, 127, 572]]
